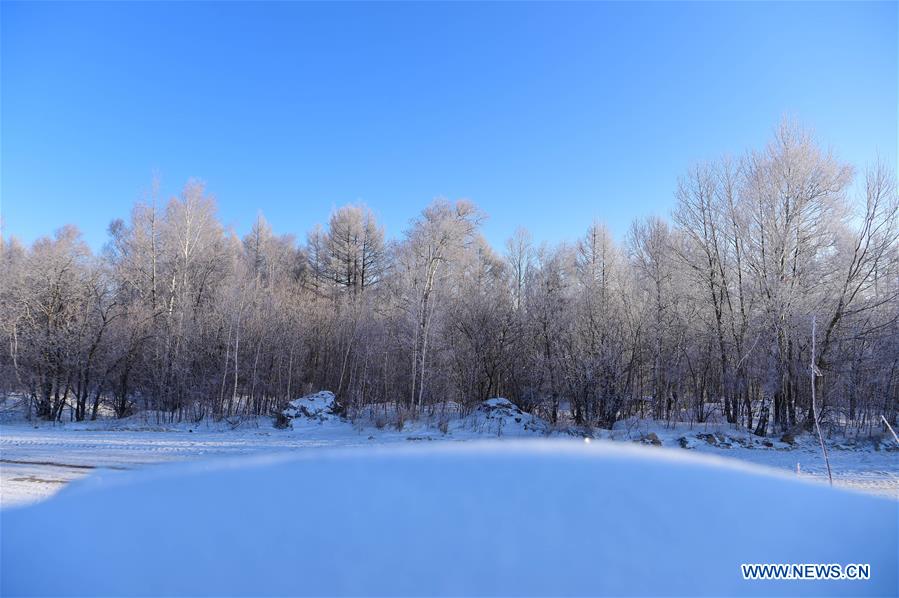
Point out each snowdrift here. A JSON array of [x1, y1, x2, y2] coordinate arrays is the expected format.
[[2, 442, 896, 596], [466, 397, 548, 436], [282, 390, 341, 423]]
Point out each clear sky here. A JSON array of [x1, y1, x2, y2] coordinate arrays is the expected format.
[[2, 1, 896, 250]]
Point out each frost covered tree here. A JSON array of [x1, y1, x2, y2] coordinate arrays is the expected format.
[[1, 121, 896, 437]]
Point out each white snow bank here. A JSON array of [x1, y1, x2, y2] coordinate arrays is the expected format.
[[2, 441, 896, 596], [468, 397, 548, 436], [283, 390, 340, 423]]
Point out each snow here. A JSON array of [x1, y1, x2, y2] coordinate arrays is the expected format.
[[1, 393, 897, 508], [283, 390, 340, 422], [2, 441, 895, 597], [0, 461, 86, 507], [603, 418, 899, 498], [470, 396, 549, 436]]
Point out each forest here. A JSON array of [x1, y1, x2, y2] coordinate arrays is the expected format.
[[2, 122, 897, 436]]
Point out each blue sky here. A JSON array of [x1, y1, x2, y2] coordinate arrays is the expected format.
[[2, 1, 896, 250]]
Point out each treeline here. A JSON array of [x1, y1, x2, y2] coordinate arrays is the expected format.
[[1, 122, 897, 435]]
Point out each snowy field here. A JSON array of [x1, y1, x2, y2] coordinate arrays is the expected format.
[[0, 420, 399, 507], [2, 394, 896, 508], [2, 424, 898, 507], [3, 441, 897, 596], [2, 394, 898, 596]]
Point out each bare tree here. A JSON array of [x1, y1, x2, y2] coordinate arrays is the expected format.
[[1, 121, 895, 439]]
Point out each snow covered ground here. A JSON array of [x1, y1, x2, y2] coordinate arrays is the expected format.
[[2, 393, 897, 596], [2, 398, 896, 508], [0, 394, 559, 508], [0, 417, 396, 508], [603, 417, 899, 499], [2, 441, 896, 596]]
